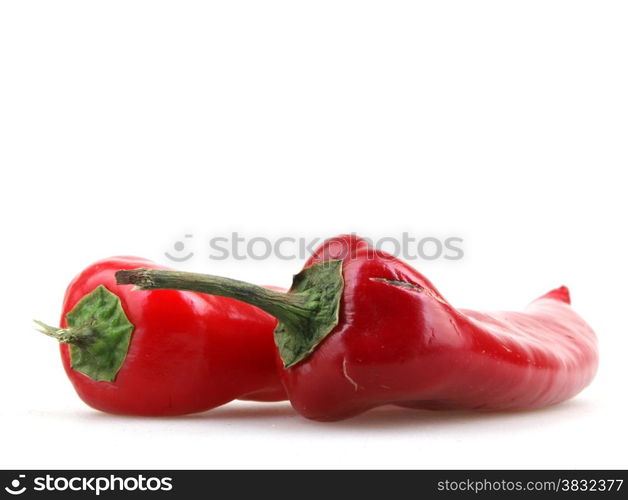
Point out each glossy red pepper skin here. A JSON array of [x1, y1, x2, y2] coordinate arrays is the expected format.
[[59, 257, 285, 416], [278, 235, 598, 421]]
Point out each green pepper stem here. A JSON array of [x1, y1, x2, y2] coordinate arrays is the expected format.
[[115, 263, 345, 368], [33, 319, 92, 346], [115, 268, 311, 327]]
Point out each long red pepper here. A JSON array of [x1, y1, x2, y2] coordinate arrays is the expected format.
[[37, 257, 285, 416], [116, 235, 598, 421]]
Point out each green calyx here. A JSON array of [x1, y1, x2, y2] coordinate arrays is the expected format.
[[273, 260, 344, 367], [35, 285, 134, 382], [115, 260, 345, 368]]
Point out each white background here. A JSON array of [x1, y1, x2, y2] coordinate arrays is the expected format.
[[1, 1, 626, 469]]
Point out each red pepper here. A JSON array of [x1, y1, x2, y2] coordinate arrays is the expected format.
[[36, 257, 285, 416], [117, 235, 598, 421]]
